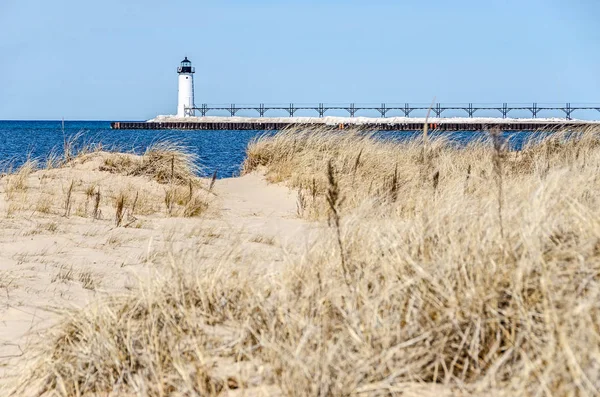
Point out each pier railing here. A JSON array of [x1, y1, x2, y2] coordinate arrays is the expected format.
[[188, 103, 600, 120]]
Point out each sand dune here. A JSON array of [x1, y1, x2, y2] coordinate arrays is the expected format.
[[0, 153, 312, 393], [3, 127, 600, 396]]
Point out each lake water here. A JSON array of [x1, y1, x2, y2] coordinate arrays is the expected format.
[[0, 120, 544, 178], [0, 121, 265, 178]]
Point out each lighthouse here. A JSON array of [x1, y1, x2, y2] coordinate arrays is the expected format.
[[177, 57, 195, 117]]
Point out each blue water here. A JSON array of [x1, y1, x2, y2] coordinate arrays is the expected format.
[[0, 120, 546, 177], [0, 121, 267, 178]]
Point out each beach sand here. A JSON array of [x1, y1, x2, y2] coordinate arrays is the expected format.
[[0, 154, 312, 391]]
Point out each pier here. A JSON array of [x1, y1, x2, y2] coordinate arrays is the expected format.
[[111, 120, 599, 131], [112, 102, 600, 131]]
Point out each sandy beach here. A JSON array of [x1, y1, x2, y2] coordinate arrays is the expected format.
[[0, 151, 313, 393]]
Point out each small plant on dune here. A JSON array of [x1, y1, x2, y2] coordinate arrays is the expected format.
[[82, 184, 98, 217], [351, 148, 363, 186], [250, 234, 276, 246], [159, 177, 209, 217], [490, 127, 506, 239], [418, 98, 436, 181], [78, 271, 100, 290], [182, 194, 209, 217], [296, 188, 307, 217], [208, 170, 217, 192], [63, 180, 74, 217], [464, 163, 472, 193], [326, 159, 350, 286], [164, 187, 175, 216], [130, 191, 139, 215], [62, 130, 85, 164], [111, 190, 141, 227], [45, 149, 61, 170], [187, 179, 194, 202], [44, 222, 58, 233], [114, 192, 126, 227], [84, 184, 97, 198], [432, 169, 440, 192], [389, 163, 399, 202], [51, 265, 74, 284], [35, 194, 52, 215], [92, 188, 102, 220], [5, 159, 36, 198]]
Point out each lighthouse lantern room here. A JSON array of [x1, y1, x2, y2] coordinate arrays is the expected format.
[[177, 57, 195, 117]]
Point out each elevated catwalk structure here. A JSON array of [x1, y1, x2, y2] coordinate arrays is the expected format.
[[186, 102, 600, 120], [113, 103, 600, 131]]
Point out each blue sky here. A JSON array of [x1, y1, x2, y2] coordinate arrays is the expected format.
[[0, 0, 598, 120]]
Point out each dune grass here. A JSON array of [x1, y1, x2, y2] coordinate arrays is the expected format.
[[1, 139, 210, 220], [11, 126, 600, 396], [98, 141, 201, 185]]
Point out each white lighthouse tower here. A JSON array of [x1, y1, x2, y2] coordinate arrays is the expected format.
[[177, 57, 195, 117]]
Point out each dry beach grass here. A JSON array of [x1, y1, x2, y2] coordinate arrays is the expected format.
[[0, 137, 306, 396], [4, 127, 600, 396], [1, 140, 210, 221]]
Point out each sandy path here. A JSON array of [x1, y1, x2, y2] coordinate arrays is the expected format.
[[0, 170, 312, 389], [217, 172, 313, 244]]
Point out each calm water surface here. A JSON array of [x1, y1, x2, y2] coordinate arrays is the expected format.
[[0, 120, 540, 177], [0, 121, 266, 177]]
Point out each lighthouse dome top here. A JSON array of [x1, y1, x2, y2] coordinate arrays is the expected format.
[[177, 57, 195, 74]]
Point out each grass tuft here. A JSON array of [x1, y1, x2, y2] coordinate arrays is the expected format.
[[99, 141, 199, 185]]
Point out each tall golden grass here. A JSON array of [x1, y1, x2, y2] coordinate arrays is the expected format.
[[13, 126, 600, 396]]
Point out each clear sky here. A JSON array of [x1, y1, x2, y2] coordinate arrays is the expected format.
[[0, 0, 599, 120]]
